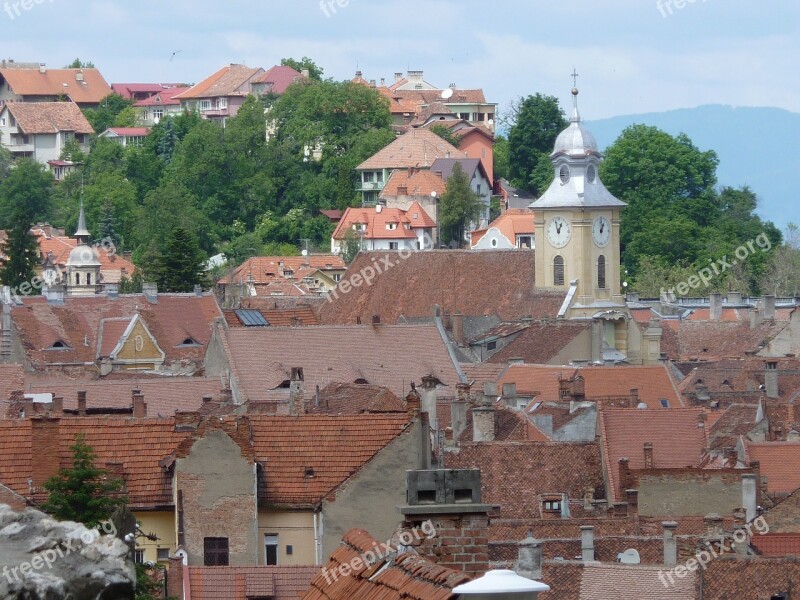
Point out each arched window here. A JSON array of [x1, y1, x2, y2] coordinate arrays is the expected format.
[[553, 256, 565, 286], [597, 255, 606, 289], [75, 273, 80, 285], [86, 273, 92, 285]]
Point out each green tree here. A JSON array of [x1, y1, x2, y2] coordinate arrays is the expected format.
[[154, 226, 207, 292], [84, 94, 134, 133], [41, 435, 126, 527], [439, 162, 484, 248], [761, 223, 800, 297], [429, 124, 460, 148], [507, 94, 567, 195], [64, 58, 95, 68], [0, 146, 13, 181], [0, 210, 39, 291], [97, 197, 120, 247], [340, 227, 361, 265], [281, 57, 324, 81], [0, 158, 53, 227], [493, 135, 510, 181]]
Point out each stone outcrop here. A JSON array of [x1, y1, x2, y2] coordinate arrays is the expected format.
[[0, 503, 135, 599]]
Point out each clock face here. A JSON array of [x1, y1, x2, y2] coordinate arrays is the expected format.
[[592, 216, 611, 247], [547, 216, 571, 248]]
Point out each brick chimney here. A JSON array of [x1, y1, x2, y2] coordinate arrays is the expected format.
[[401, 469, 496, 576], [406, 383, 421, 416], [765, 361, 779, 399], [644, 442, 654, 469], [662, 521, 678, 566], [472, 384, 497, 442], [289, 367, 306, 416], [710, 293, 722, 321], [32, 418, 61, 491], [132, 390, 147, 418], [580, 525, 595, 561], [629, 388, 640, 408], [51, 396, 63, 415], [77, 390, 87, 416], [750, 307, 763, 329], [451, 311, 464, 345]]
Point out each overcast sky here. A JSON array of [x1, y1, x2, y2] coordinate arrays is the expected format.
[[2, 0, 798, 120]]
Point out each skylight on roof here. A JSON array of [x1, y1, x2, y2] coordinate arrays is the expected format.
[[235, 309, 269, 327]]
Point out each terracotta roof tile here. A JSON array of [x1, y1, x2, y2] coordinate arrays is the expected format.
[[708, 404, 760, 449], [488, 321, 591, 365], [380, 169, 446, 198], [471, 209, 535, 247], [701, 556, 800, 598], [0, 364, 25, 408], [132, 86, 190, 107], [579, 563, 695, 599], [752, 533, 800, 556], [746, 442, 800, 494], [11, 294, 222, 369], [188, 565, 320, 599], [34, 229, 136, 283], [301, 528, 468, 599], [357, 129, 465, 170], [332, 205, 434, 241], [218, 255, 345, 286], [0, 67, 113, 104], [668, 320, 787, 361], [320, 250, 564, 324], [175, 64, 264, 99], [445, 442, 603, 520], [599, 408, 708, 502], [4, 101, 94, 134], [251, 65, 303, 94], [222, 323, 461, 403], [222, 305, 319, 327], [306, 382, 405, 414]]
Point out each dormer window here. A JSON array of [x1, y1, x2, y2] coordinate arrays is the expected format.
[[387, 222, 398, 230], [176, 337, 201, 347], [47, 340, 71, 351], [559, 165, 570, 184]]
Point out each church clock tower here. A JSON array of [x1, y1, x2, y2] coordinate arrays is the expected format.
[[530, 84, 626, 313]]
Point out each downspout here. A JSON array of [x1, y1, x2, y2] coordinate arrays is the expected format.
[[313, 511, 320, 565]]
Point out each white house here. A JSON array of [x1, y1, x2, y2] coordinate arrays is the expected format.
[[331, 202, 436, 253]]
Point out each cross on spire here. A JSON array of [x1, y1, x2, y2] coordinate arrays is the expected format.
[[571, 68, 579, 88]]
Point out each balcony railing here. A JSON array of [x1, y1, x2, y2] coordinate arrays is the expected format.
[[358, 181, 385, 191]]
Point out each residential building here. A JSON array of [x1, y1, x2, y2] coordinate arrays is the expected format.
[[133, 86, 190, 125], [471, 208, 535, 250], [355, 128, 466, 204], [204, 322, 464, 405], [424, 118, 495, 182], [46, 160, 80, 181], [98, 126, 150, 147], [111, 83, 185, 101], [331, 203, 436, 252], [0, 101, 93, 165], [0, 63, 113, 108], [216, 255, 346, 306], [430, 157, 492, 228], [250, 65, 304, 95], [175, 64, 265, 123], [380, 168, 446, 224]]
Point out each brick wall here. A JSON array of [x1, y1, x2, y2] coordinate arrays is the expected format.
[[31, 418, 61, 491], [402, 513, 490, 576], [0, 483, 26, 511]]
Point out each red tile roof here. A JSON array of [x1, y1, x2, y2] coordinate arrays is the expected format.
[[34, 229, 136, 284], [0, 364, 25, 412], [746, 442, 800, 494], [219, 324, 461, 403], [498, 364, 683, 409], [319, 251, 564, 324], [668, 320, 786, 361], [19, 375, 224, 416], [445, 442, 603, 520], [132, 86, 190, 107], [1, 67, 113, 104], [3, 101, 94, 134], [752, 533, 800, 557], [700, 556, 800, 599], [471, 209, 535, 247], [11, 294, 222, 369], [487, 321, 591, 365], [332, 204, 435, 241], [218, 255, 345, 286], [188, 565, 320, 599], [599, 408, 708, 502], [0, 414, 411, 509], [103, 127, 150, 137], [306, 382, 405, 414], [175, 64, 263, 99], [380, 169, 446, 198], [578, 563, 695, 599], [301, 529, 468, 600], [112, 83, 185, 99], [251, 65, 303, 94], [357, 129, 466, 171], [222, 305, 319, 327]]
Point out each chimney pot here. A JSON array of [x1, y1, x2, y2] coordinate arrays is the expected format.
[[52, 396, 63, 415], [516, 536, 542, 580], [580, 526, 595, 562], [644, 442, 654, 469], [763, 295, 776, 320], [451, 311, 464, 345], [629, 388, 640, 408], [133, 392, 147, 418], [765, 361, 779, 399], [662, 521, 678, 567], [77, 390, 87, 416], [710, 293, 722, 321]]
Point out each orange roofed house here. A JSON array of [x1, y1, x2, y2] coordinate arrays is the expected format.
[[331, 202, 436, 252], [0, 61, 113, 108], [471, 208, 536, 250], [175, 64, 265, 123]]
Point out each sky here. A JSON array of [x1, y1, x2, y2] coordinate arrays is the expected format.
[[2, 0, 799, 121]]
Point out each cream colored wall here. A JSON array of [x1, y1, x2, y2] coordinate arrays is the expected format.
[[115, 320, 162, 363], [135, 511, 176, 563], [258, 510, 317, 566]]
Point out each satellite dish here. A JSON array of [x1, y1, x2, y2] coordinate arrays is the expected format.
[[617, 549, 641, 564], [430, 191, 437, 198], [441, 88, 454, 100], [301, 249, 308, 256]]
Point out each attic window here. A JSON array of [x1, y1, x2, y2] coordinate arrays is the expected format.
[[543, 498, 561, 513], [304, 467, 315, 478], [47, 340, 71, 350], [353, 378, 369, 385], [660, 399, 670, 408], [176, 338, 201, 347]]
